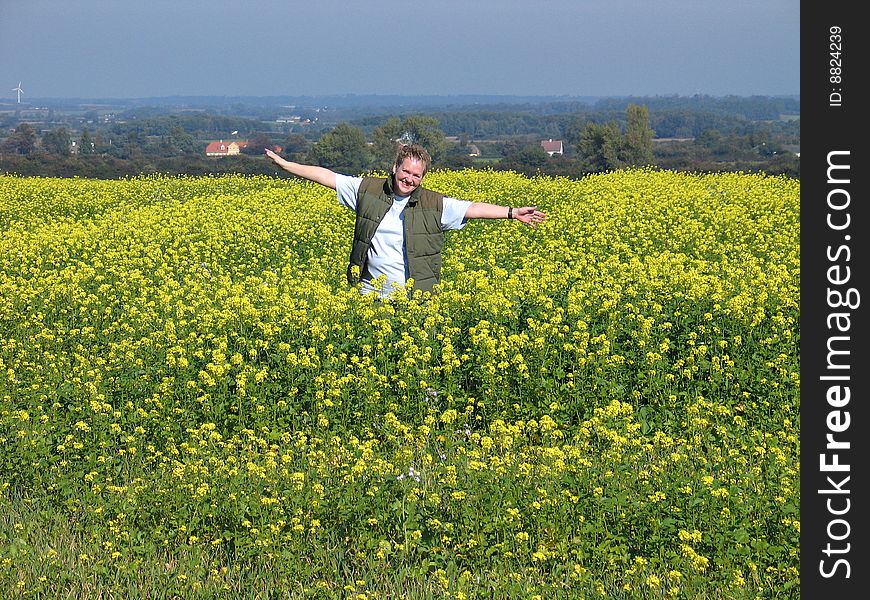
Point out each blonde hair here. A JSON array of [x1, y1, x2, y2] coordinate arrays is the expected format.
[[394, 143, 431, 174]]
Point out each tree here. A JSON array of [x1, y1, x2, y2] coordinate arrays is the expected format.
[[309, 123, 371, 174], [442, 141, 479, 170], [623, 104, 654, 166], [78, 127, 96, 155], [370, 117, 404, 170], [577, 121, 623, 172], [169, 126, 198, 155], [282, 133, 310, 159], [696, 129, 748, 158], [697, 128, 723, 149], [42, 128, 72, 155], [241, 133, 275, 155], [370, 115, 447, 170], [1, 123, 38, 155], [497, 144, 550, 176]]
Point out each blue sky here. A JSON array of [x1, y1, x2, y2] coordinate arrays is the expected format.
[[1, 0, 799, 100]]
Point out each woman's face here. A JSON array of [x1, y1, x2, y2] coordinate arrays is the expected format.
[[392, 157, 425, 196]]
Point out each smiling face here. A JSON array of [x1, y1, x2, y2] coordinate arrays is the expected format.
[[391, 157, 425, 196]]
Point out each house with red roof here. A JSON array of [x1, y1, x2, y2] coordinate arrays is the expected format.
[[205, 140, 248, 157], [540, 139, 564, 156]]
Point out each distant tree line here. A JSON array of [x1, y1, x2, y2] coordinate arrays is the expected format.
[[1, 97, 799, 179], [353, 105, 798, 142]]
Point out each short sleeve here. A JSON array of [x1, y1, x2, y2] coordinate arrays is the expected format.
[[441, 197, 473, 230], [336, 174, 364, 211]]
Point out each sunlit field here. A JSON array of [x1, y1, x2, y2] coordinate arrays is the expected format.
[[0, 168, 799, 598]]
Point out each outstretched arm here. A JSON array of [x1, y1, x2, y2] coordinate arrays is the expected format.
[[464, 202, 547, 228], [265, 148, 337, 189]]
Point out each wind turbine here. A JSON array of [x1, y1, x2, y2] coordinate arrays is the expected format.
[[12, 82, 23, 103]]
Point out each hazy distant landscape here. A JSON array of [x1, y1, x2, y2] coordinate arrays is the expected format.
[[1, 93, 799, 179]]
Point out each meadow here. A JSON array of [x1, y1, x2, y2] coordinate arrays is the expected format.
[[0, 168, 799, 598]]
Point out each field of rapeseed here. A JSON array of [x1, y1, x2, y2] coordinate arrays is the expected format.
[[0, 168, 799, 598]]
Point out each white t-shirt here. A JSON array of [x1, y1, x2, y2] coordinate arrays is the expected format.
[[336, 174, 472, 297]]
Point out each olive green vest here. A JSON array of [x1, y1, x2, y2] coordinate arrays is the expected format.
[[348, 176, 445, 294]]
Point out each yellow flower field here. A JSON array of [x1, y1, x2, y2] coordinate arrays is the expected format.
[[0, 168, 799, 598]]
